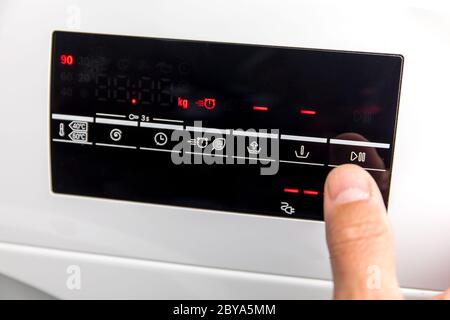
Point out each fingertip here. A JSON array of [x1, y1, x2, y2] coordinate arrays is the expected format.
[[433, 289, 450, 300], [324, 164, 384, 220], [326, 164, 371, 201]]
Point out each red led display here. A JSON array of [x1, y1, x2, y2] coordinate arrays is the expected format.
[[178, 97, 189, 109], [300, 109, 316, 115], [195, 98, 216, 110], [284, 188, 319, 196], [252, 105, 269, 111], [204, 98, 216, 110], [283, 188, 299, 194], [60, 54, 74, 65]]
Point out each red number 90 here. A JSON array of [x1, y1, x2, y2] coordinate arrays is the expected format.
[[60, 54, 74, 65]]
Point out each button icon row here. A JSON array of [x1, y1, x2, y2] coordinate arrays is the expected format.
[[51, 114, 391, 172]]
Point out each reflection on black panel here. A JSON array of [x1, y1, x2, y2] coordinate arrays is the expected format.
[[50, 31, 402, 220]]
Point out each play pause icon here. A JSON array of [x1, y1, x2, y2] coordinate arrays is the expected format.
[[350, 151, 366, 163]]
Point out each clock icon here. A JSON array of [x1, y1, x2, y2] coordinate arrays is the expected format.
[[154, 132, 168, 146]]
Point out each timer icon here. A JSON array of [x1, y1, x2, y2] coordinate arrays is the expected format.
[[154, 132, 168, 146], [195, 98, 216, 110]]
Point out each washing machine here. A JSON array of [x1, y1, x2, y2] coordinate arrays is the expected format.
[[0, 0, 448, 299]]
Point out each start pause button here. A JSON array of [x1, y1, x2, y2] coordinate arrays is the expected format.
[[350, 151, 366, 163], [329, 134, 391, 170]]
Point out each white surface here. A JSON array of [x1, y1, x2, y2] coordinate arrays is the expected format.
[[0, 242, 438, 299], [0, 0, 449, 298]]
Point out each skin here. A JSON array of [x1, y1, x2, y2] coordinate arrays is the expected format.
[[324, 164, 449, 300]]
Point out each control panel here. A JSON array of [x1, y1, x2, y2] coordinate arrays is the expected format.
[[50, 31, 402, 220]]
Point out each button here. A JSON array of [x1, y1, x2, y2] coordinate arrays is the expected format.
[[68, 131, 88, 143], [154, 132, 168, 146], [69, 121, 88, 131], [247, 140, 261, 155], [51, 114, 92, 145], [139, 127, 179, 151], [278, 184, 323, 219], [350, 151, 366, 163], [280, 201, 296, 215], [94, 122, 137, 148], [279, 135, 327, 166], [212, 138, 226, 151], [54, 120, 89, 143], [110, 128, 122, 142], [329, 138, 390, 170]]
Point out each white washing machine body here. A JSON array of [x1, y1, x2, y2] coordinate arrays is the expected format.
[[0, 0, 448, 299]]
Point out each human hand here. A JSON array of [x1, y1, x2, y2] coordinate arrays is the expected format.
[[324, 164, 450, 299]]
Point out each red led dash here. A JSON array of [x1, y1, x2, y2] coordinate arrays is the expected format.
[[283, 188, 300, 194], [253, 105, 269, 111], [303, 190, 319, 196], [300, 109, 316, 115]]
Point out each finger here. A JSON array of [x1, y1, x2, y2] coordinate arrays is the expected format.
[[432, 289, 450, 300], [324, 164, 402, 299]]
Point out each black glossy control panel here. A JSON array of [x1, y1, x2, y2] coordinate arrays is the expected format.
[[50, 31, 402, 220]]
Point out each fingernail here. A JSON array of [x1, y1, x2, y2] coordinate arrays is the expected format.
[[327, 166, 371, 205]]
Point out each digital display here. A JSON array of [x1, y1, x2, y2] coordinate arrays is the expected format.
[[50, 31, 402, 220]]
